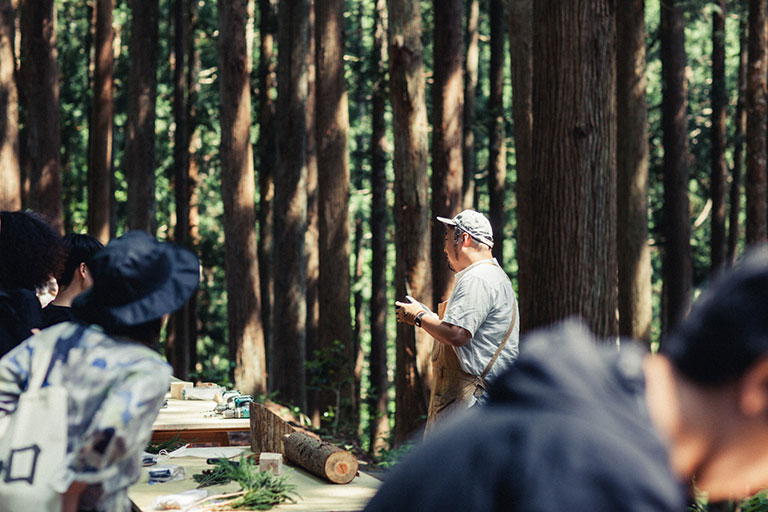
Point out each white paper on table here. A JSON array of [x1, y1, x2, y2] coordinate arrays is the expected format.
[[162, 444, 248, 459]]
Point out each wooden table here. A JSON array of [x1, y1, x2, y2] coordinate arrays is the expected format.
[[128, 452, 381, 511], [151, 398, 251, 446]]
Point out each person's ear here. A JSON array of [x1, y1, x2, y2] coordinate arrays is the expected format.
[[739, 357, 768, 417], [79, 262, 88, 280]]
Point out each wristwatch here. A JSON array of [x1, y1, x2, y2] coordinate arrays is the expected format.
[[415, 311, 427, 327]]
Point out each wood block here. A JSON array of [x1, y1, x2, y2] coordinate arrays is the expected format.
[[170, 381, 193, 399], [250, 403, 296, 454], [258, 452, 283, 475]]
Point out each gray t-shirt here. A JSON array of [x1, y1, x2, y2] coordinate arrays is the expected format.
[[442, 258, 519, 386]]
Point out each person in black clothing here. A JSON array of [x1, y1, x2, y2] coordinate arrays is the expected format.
[[364, 246, 768, 511], [0, 211, 65, 357], [42, 233, 104, 327]]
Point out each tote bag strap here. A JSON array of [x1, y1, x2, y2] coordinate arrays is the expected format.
[[26, 337, 57, 392]]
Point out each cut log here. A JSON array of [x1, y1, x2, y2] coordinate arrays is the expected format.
[[250, 403, 296, 454], [282, 431, 358, 484]]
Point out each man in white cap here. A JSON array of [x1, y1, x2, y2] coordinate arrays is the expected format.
[[396, 209, 519, 433]]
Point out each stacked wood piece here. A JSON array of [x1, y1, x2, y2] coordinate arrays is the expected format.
[[250, 403, 296, 453]]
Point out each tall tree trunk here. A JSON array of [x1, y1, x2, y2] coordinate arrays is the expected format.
[[273, 0, 308, 411], [462, 0, 478, 210], [746, 0, 767, 245], [0, 0, 20, 210], [368, 0, 390, 456], [526, 0, 617, 337], [19, 0, 62, 232], [186, 0, 200, 370], [660, 0, 692, 333], [315, 0, 354, 434], [170, 0, 192, 379], [508, 0, 532, 333], [710, 0, 727, 274], [728, 16, 748, 265], [125, 0, 158, 233], [305, 0, 319, 426], [88, 0, 113, 245], [388, 0, 431, 444], [488, 0, 505, 264], [431, 0, 464, 308], [218, 0, 266, 395], [351, 0, 366, 437], [257, 0, 276, 398], [616, 0, 651, 343]]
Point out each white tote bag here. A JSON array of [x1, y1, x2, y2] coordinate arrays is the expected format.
[[0, 338, 68, 512]]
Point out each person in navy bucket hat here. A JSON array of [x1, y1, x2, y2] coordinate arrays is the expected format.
[[0, 231, 200, 511]]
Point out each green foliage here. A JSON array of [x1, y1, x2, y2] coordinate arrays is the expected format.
[[193, 455, 298, 510], [144, 433, 188, 454], [690, 491, 768, 512], [372, 440, 416, 469]]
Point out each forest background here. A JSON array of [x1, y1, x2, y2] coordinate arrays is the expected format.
[[0, 0, 764, 458]]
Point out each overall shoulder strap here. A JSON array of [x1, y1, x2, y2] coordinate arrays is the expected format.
[[479, 298, 517, 380]]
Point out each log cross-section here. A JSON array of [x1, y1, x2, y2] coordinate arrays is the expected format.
[[283, 431, 358, 484]]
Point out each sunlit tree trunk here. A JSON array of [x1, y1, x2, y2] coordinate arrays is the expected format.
[[488, 0, 505, 264], [0, 0, 20, 210], [508, 0, 532, 332], [745, 0, 767, 245], [526, 0, 618, 337], [388, 0, 430, 444], [19, 0, 62, 232], [257, 0, 276, 399], [273, 0, 308, 411], [431, 0, 463, 308], [710, 0, 727, 274], [368, 0, 390, 456], [315, 0, 354, 434], [462, 0, 478, 209], [218, 0, 266, 395], [88, 0, 113, 245], [660, 0, 692, 333], [616, 0, 651, 343], [125, 0, 158, 233], [728, 16, 747, 265], [305, 0, 319, 426]]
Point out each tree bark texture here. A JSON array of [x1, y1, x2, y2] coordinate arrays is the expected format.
[[508, 0, 532, 333], [257, 0, 277, 401], [315, 0, 354, 433], [388, 0, 431, 444], [488, 0, 506, 265], [746, 0, 767, 245], [283, 431, 358, 484], [87, 0, 113, 245], [430, 0, 464, 308], [616, 0, 652, 343], [305, 0, 320, 426], [527, 0, 618, 337], [710, 0, 727, 274], [250, 403, 295, 454], [660, 0, 692, 333], [462, 0, 478, 210], [125, 0, 158, 233], [169, 0, 193, 379], [218, 0, 267, 395], [728, 17, 747, 265], [0, 0, 20, 210], [368, 0, 390, 456], [273, 0, 308, 411], [19, 0, 62, 232]]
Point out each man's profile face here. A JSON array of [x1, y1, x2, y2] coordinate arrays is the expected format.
[[443, 228, 460, 272]]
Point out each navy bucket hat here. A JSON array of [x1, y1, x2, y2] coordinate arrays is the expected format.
[[72, 231, 200, 331]]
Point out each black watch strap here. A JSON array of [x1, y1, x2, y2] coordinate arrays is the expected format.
[[415, 311, 427, 327]]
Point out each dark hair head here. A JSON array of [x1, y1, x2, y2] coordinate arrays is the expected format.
[[57, 233, 104, 287], [0, 210, 65, 291], [662, 245, 768, 386]]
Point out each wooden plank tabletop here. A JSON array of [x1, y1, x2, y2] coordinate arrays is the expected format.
[[153, 398, 251, 432], [128, 453, 381, 511]]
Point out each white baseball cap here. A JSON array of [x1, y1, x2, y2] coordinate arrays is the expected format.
[[436, 209, 494, 248]]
